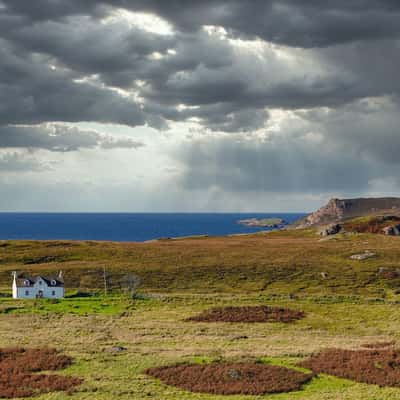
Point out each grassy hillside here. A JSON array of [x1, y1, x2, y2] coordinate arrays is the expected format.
[[1, 229, 400, 297]]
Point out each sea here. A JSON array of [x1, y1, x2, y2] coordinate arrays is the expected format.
[[0, 213, 305, 242]]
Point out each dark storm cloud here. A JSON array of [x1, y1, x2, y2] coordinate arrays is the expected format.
[[176, 132, 374, 194], [299, 98, 400, 167], [0, 14, 176, 88], [2, 1, 400, 136], [0, 39, 149, 127], [0, 124, 144, 152], [3, 1, 400, 47], [129, 1, 400, 47], [176, 97, 400, 195]]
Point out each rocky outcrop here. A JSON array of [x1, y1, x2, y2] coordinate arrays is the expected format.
[[298, 197, 400, 227], [306, 199, 347, 226]]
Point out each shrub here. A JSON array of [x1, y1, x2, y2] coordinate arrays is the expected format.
[[186, 306, 305, 323], [146, 362, 313, 395], [0, 348, 83, 398], [299, 348, 400, 387]]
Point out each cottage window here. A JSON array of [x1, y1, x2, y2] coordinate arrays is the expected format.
[[51, 280, 56, 286], [24, 280, 29, 286], [52, 291, 56, 296], [25, 290, 29, 296], [38, 280, 42, 285]]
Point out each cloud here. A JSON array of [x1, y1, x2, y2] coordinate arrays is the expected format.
[[299, 97, 400, 166], [176, 134, 373, 194], [0, 41, 149, 127], [0, 152, 47, 172], [0, 124, 145, 152], [175, 100, 400, 195]]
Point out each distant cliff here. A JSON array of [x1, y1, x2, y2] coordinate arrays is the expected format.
[[297, 197, 400, 227]]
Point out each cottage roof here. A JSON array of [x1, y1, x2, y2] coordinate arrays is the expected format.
[[15, 276, 35, 287], [15, 274, 64, 287]]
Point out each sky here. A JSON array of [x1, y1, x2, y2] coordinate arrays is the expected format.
[[1, 1, 400, 212]]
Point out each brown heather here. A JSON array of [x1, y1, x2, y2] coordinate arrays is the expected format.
[[146, 362, 313, 395], [0, 348, 83, 398], [186, 306, 305, 323], [300, 348, 400, 387]]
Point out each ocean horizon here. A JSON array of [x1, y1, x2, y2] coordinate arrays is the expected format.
[[0, 212, 306, 242]]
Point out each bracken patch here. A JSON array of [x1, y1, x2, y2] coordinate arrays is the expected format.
[[0, 348, 83, 398], [186, 306, 305, 323], [146, 362, 313, 395], [299, 348, 400, 387]]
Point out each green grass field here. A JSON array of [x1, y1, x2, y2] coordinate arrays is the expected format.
[[2, 230, 400, 399]]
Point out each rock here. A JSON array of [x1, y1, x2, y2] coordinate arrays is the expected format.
[[350, 251, 375, 260], [319, 224, 342, 236], [106, 345, 127, 353], [382, 225, 400, 235], [320, 272, 328, 279], [227, 368, 241, 379]]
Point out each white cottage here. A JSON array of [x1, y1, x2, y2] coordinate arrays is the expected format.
[[12, 271, 64, 299]]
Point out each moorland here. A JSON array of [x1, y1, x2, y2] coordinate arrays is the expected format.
[[2, 227, 400, 398]]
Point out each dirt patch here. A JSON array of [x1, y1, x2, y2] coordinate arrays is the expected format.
[[146, 362, 313, 395], [187, 306, 305, 323], [0, 348, 83, 398], [299, 348, 400, 387]]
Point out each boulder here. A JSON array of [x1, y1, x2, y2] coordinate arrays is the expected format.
[[319, 224, 342, 236], [106, 345, 127, 353], [382, 225, 400, 236], [350, 251, 375, 260]]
